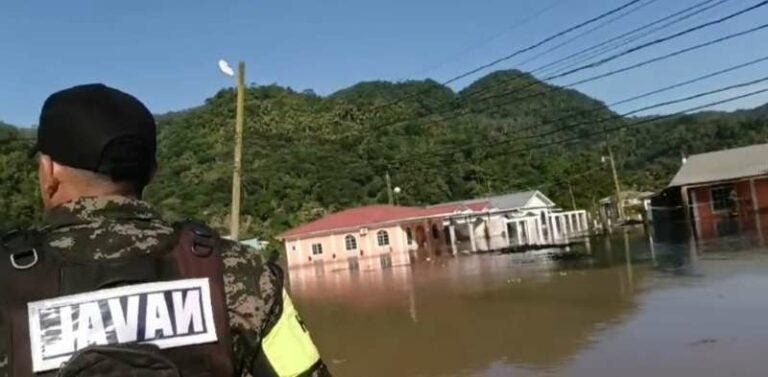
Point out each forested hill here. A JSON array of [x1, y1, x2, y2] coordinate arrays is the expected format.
[[1, 70, 767, 245]]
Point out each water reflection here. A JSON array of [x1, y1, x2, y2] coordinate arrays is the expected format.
[[290, 224, 768, 377]]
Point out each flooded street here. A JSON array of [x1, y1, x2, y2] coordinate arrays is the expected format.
[[289, 228, 768, 376]]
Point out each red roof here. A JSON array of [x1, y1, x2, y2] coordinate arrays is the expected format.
[[279, 202, 490, 239]]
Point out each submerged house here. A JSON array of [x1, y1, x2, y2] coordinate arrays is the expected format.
[[278, 190, 589, 268], [438, 191, 589, 254], [276, 204, 469, 269], [652, 143, 768, 240], [599, 191, 654, 223]]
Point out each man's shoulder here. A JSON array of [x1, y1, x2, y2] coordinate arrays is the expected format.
[[217, 237, 273, 275]]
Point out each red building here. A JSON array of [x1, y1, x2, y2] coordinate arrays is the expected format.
[[661, 143, 768, 240]]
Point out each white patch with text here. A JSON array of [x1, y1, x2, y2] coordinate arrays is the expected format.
[[27, 278, 217, 373]]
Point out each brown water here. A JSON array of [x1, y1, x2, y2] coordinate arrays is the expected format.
[[289, 229, 768, 377]]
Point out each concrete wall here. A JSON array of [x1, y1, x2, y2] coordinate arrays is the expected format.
[[284, 223, 409, 267], [284, 216, 454, 267]]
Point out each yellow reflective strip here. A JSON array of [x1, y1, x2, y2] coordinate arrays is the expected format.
[[262, 289, 321, 377]]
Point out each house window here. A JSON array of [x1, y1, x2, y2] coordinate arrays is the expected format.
[[406, 228, 413, 245], [311, 243, 323, 255], [377, 230, 390, 246], [345, 235, 357, 250], [711, 185, 735, 212], [431, 224, 440, 240]]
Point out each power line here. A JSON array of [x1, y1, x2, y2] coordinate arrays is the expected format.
[[533, 0, 729, 76], [500, 85, 768, 157], [327, 21, 768, 183], [400, 20, 768, 133], [412, 0, 570, 78], [368, 2, 768, 134], [548, 0, 768, 82], [385, 76, 768, 174], [443, 0, 730, 107], [610, 54, 768, 108], [387, 85, 768, 183], [440, 0, 647, 87], [321, 74, 768, 184], [516, 0, 663, 69], [450, 54, 768, 149], [363, 0, 646, 114], [508, 53, 768, 137], [563, 22, 768, 88], [492, 75, 768, 151]]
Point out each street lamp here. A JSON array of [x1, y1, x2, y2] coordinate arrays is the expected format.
[[394, 187, 402, 205], [219, 59, 245, 240]]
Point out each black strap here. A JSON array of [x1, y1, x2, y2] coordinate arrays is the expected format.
[[1, 229, 43, 272], [60, 256, 177, 294]]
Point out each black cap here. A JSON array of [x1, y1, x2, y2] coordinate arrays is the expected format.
[[32, 84, 157, 184]]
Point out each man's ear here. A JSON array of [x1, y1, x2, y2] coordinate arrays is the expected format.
[[38, 154, 59, 209]]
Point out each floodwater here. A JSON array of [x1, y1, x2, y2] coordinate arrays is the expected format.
[[289, 226, 768, 377]]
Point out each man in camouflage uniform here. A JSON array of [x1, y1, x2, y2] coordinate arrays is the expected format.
[[0, 84, 328, 376]]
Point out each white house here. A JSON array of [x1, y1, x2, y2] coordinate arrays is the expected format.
[[437, 191, 590, 254]]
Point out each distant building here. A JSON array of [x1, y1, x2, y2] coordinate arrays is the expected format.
[[652, 143, 768, 240], [276, 204, 457, 268], [240, 238, 269, 252], [437, 191, 588, 254], [599, 191, 654, 223], [277, 190, 589, 268]]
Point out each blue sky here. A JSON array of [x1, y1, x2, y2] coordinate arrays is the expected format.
[[2, 0, 768, 126]]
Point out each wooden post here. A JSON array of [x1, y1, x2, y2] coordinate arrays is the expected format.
[[568, 182, 577, 211], [681, 186, 694, 239], [230, 61, 245, 241], [608, 145, 625, 222]]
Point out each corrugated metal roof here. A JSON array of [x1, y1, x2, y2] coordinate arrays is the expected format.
[[279, 191, 556, 239], [278, 203, 488, 239], [669, 143, 768, 187], [438, 190, 554, 210]]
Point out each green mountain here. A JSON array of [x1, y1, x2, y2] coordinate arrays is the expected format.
[[1, 71, 767, 249]]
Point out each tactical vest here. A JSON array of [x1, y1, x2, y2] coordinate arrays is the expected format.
[[0, 221, 234, 377], [0, 221, 328, 377]]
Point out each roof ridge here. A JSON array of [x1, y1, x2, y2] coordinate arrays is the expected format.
[[689, 142, 768, 159]]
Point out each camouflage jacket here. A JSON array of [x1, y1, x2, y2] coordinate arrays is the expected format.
[[0, 196, 280, 377]]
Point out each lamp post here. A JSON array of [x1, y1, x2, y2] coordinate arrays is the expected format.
[[393, 187, 402, 205], [219, 59, 245, 240]]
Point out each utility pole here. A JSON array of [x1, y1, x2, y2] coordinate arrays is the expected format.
[[607, 145, 625, 221], [385, 170, 394, 205], [568, 182, 577, 211], [230, 61, 245, 240]]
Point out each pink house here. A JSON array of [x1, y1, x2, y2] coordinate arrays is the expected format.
[[277, 203, 485, 268], [278, 191, 590, 268]]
